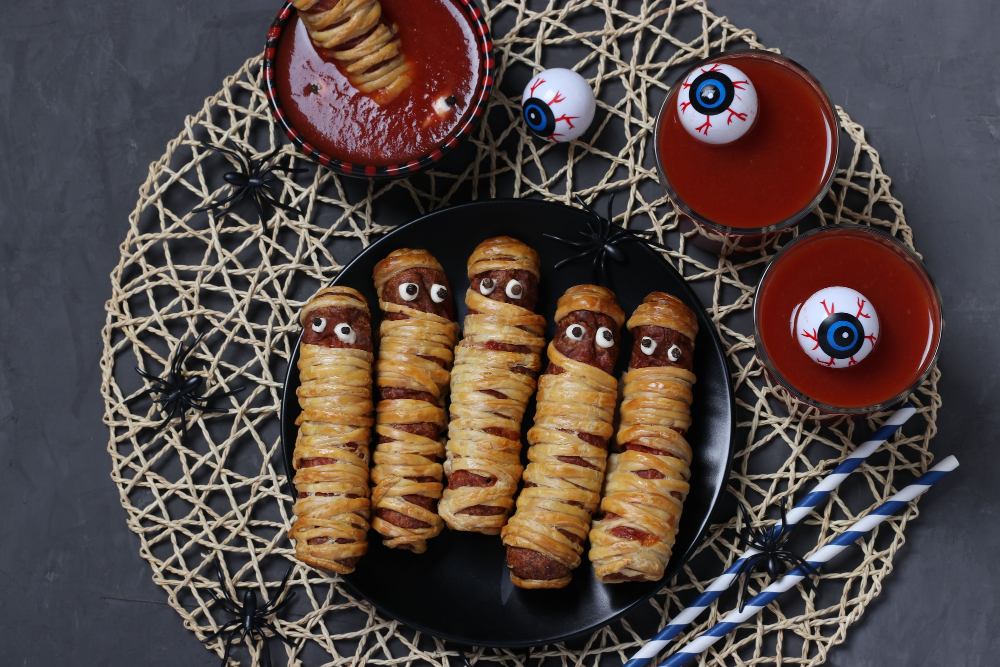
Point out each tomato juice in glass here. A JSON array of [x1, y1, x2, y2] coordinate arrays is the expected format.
[[655, 52, 839, 254], [754, 225, 943, 414]]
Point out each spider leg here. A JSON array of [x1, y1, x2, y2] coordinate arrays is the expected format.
[[605, 192, 616, 228], [207, 588, 242, 616], [221, 627, 242, 666], [251, 627, 273, 667], [214, 559, 240, 607], [266, 163, 308, 175], [201, 620, 239, 645], [174, 331, 206, 378], [262, 619, 296, 647], [541, 234, 594, 248], [738, 561, 758, 613], [193, 184, 248, 213], [259, 566, 295, 613], [598, 251, 612, 288], [259, 189, 304, 215], [208, 187, 251, 220], [553, 248, 597, 269], [251, 191, 269, 230]]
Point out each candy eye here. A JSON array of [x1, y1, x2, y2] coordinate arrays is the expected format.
[[431, 284, 448, 303], [566, 323, 586, 341], [677, 63, 758, 145], [640, 336, 657, 355], [667, 344, 682, 362], [595, 327, 614, 349], [505, 280, 524, 299], [521, 68, 597, 144], [479, 277, 496, 295], [335, 323, 357, 344], [311, 317, 326, 333], [399, 283, 419, 301], [795, 286, 881, 369]]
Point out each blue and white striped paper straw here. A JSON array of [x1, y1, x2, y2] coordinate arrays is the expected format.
[[625, 403, 916, 667], [658, 454, 958, 667]]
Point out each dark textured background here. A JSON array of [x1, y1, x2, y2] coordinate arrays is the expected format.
[[1, 1, 996, 665]]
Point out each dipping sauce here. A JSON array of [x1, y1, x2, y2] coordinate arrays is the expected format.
[[275, 0, 480, 166], [755, 226, 942, 411], [658, 52, 837, 230]]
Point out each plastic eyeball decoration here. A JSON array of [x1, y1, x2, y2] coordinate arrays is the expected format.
[[522, 68, 596, 143], [796, 286, 880, 368], [677, 63, 758, 145]]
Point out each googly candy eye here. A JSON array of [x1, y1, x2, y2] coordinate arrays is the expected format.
[[311, 317, 327, 333], [522, 68, 597, 143], [335, 323, 357, 344], [595, 327, 615, 349], [677, 63, 758, 145], [667, 344, 682, 362], [479, 277, 496, 295], [640, 336, 657, 355], [505, 280, 524, 299], [399, 283, 420, 301], [795, 286, 880, 369], [431, 284, 448, 303], [566, 323, 586, 341]]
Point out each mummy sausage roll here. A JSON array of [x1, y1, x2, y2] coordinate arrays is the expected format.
[[292, 0, 414, 105], [502, 285, 626, 589], [288, 286, 375, 574], [589, 292, 698, 583], [370, 249, 459, 553], [439, 237, 546, 534]]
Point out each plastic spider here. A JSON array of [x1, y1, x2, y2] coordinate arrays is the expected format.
[[732, 497, 821, 612], [193, 140, 307, 231], [203, 559, 296, 667], [131, 331, 245, 445], [543, 193, 671, 288]]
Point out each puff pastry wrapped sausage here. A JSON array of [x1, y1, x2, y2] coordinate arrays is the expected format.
[[288, 286, 375, 574], [292, 0, 414, 105], [440, 237, 546, 533], [370, 249, 459, 553], [589, 292, 698, 583], [502, 285, 626, 588]]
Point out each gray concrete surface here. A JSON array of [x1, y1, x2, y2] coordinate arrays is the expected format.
[[0, 1, 996, 665]]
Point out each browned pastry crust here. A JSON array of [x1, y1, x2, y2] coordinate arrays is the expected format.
[[501, 285, 626, 589], [370, 248, 459, 553], [288, 286, 375, 574], [439, 237, 546, 533], [588, 292, 699, 583], [291, 0, 414, 105]]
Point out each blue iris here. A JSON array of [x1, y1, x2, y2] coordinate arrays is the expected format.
[[825, 320, 859, 351], [695, 80, 725, 109]]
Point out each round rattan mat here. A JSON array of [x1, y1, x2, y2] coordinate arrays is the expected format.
[[100, 1, 941, 665]]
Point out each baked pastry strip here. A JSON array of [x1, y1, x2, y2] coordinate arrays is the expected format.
[[289, 286, 375, 574], [292, 0, 413, 104], [589, 292, 699, 583], [502, 285, 626, 589], [440, 237, 546, 534], [370, 248, 459, 553]]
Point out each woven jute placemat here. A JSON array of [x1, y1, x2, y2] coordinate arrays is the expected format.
[[100, 1, 940, 665]]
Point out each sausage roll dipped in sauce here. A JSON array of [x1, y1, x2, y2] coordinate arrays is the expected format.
[[502, 285, 626, 589], [292, 0, 413, 105], [371, 249, 459, 553], [589, 292, 698, 583], [440, 237, 546, 534], [289, 286, 375, 574]]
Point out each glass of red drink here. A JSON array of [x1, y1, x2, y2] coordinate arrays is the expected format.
[[754, 225, 943, 415], [655, 51, 840, 254]]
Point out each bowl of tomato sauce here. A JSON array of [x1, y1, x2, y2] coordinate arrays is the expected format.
[[754, 225, 943, 415], [655, 51, 839, 254], [264, 0, 494, 178]]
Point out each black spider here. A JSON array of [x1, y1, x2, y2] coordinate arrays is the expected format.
[[732, 497, 821, 612], [543, 193, 671, 288], [131, 331, 245, 445], [203, 559, 296, 667], [193, 140, 307, 231]]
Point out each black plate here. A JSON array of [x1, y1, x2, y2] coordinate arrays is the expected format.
[[280, 199, 735, 648]]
